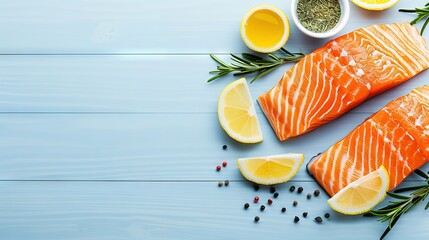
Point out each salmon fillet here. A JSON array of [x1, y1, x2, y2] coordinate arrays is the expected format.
[[307, 85, 429, 196], [258, 22, 429, 141]]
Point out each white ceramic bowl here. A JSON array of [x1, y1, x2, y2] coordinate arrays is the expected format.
[[290, 0, 350, 38]]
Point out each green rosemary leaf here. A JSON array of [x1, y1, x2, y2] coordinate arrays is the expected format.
[[280, 47, 294, 56], [411, 14, 428, 25], [414, 169, 429, 179], [268, 54, 281, 61], [425, 201, 429, 210], [250, 65, 281, 83], [386, 192, 410, 200], [399, 9, 417, 13], [231, 53, 253, 65], [381, 217, 399, 240], [394, 184, 428, 193], [210, 54, 229, 68], [207, 71, 230, 83], [208, 48, 305, 83], [241, 53, 263, 61], [232, 70, 255, 76], [400, 2, 429, 34]]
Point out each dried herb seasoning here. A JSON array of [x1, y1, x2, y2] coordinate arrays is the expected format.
[[297, 0, 341, 33]]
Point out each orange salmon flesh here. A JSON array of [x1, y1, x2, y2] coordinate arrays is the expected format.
[[258, 22, 429, 141], [307, 86, 429, 196]]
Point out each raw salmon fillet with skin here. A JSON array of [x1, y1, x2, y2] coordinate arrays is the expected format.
[[307, 86, 429, 197], [258, 22, 429, 141]]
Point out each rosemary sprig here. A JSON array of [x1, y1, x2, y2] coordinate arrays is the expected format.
[[399, 2, 429, 34], [208, 48, 305, 83], [364, 169, 429, 240]]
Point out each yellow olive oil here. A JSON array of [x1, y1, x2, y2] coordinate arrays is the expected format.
[[244, 9, 285, 49]]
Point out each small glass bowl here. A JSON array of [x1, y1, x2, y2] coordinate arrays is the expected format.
[[290, 0, 350, 38]]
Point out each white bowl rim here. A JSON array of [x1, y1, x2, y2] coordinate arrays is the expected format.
[[290, 0, 350, 38]]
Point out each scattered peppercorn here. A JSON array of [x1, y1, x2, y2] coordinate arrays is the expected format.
[[267, 199, 273, 205], [244, 203, 250, 209], [307, 193, 312, 199], [253, 185, 260, 191], [254, 216, 260, 222], [273, 192, 279, 198], [314, 190, 320, 196], [260, 205, 265, 211], [294, 216, 300, 223], [324, 213, 330, 219], [270, 187, 276, 193], [222, 161, 227, 167], [216, 166, 221, 171], [293, 201, 298, 206], [281, 207, 286, 213], [224, 180, 229, 186], [218, 181, 223, 187], [303, 212, 308, 218], [297, 187, 303, 193], [223, 145, 227, 150], [254, 196, 259, 203], [290, 186, 296, 192], [315, 216, 323, 223]]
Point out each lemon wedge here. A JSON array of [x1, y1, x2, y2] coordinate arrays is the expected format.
[[351, 0, 399, 11], [237, 153, 304, 185], [240, 4, 290, 53], [327, 166, 389, 215], [218, 78, 263, 143]]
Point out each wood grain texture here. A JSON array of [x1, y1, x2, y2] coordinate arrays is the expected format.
[[0, 55, 426, 113], [0, 0, 424, 54], [0, 113, 427, 181], [0, 181, 427, 240], [1, 0, 429, 239]]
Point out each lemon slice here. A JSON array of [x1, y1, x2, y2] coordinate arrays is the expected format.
[[351, 0, 399, 11], [237, 153, 304, 185], [218, 78, 263, 143], [240, 4, 290, 53], [327, 166, 389, 215]]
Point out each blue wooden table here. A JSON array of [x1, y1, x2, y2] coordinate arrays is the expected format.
[[0, 1, 428, 239]]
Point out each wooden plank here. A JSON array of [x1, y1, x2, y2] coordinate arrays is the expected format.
[[0, 0, 425, 54], [0, 181, 427, 240], [0, 55, 427, 113], [0, 113, 427, 181]]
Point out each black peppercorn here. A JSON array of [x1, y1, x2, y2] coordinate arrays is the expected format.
[[254, 216, 260, 222], [254, 185, 260, 191], [273, 192, 279, 198], [307, 193, 312, 199], [294, 216, 300, 223], [222, 145, 227, 150], [290, 186, 296, 192], [270, 187, 276, 193], [314, 190, 320, 196], [260, 205, 266, 211], [244, 203, 250, 209], [298, 187, 303, 193], [218, 181, 223, 187], [293, 201, 298, 206], [224, 180, 229, 186], [324, 213, 330, 218], [281, 207, 286, 213], [315, 216, 323, 223], [303, 212, 308, 218]]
